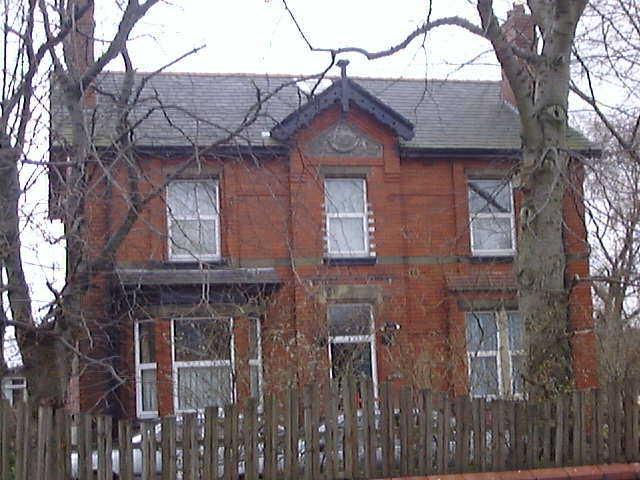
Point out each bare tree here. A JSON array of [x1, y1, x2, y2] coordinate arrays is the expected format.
[[568, 0, 640, 384], [583, 128, 640, 384], [0, 0, 168, 407]]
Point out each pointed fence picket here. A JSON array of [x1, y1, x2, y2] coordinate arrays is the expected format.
[[0, 381, 637, 479]]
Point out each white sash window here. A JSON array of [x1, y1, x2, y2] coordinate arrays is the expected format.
[[167, 179, 220, 261], [468, 179, 515, 256], [325, 178, 369, 257]]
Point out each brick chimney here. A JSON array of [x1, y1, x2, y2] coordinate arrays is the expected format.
[[500, 3, 535, 107], [64, 0, 95, 105]]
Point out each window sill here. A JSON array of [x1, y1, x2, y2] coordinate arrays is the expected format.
[[468, 254, 515, 263], [324, 256, 377, 266], [161, 258, 228, 269], [137, 412, 158, 420]]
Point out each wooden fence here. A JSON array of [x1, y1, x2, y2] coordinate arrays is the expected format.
[[0, 380, 638, 479]]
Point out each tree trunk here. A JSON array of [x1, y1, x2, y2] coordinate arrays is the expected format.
[[514, 3, 583, 396]]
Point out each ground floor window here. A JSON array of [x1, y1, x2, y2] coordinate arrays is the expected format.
[[172, 317, 234, 412], [134, 321, 157, 418], [249, 317, 263, 400], [1, 377, 26, 406], [327, 304, 377, 392], [466, 310, 524, 398]]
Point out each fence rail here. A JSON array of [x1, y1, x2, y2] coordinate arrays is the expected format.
[[0, 380, 639, 479]]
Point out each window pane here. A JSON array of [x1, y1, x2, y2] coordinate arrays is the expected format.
[[511, 354, 525, 395], [466, 313, 498, 352], [141, 369, 157, 412], [469, 180, 512, 214], [330, 342, 372, 380], [138, 322, 155, 364], [508, 312, 524, 350], [469, 356, 499, 397], [471, 216, 512, 252], [10, 389, 25, 406], [167, 181, 217, 218], [174, 318, 231, 362], [249, 318, 260, 360], [328, 217, 366, 254], [325, 179, 365, 214], [250, 364, 260, 398], [170, 219, 217, 257], [177, 366, 232, 410], [328, 304, 372, 336]]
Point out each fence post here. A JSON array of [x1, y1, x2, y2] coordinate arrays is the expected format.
[[144, 420, 157, 480], [96, 416, 106, 480], [572, 391, 582, 465], [0, 401, 8, 480], [203, 407, 218, 480], [244, 398, 258, 480], [631, 382, 640, 462], [491, 400, 503, 471], [439, 392, 450, 474], [53, 408, 70, 480], [624, 384, 636, 462], [422, 390, 433, 475], [161, 416, 176, 480], [379, 382, 391, 477], [554, 395, 564, 466], [263, 394, 275, 480], [362, 378, 374, 478], [182, 413, 198, 480], [594, 388, 606, 463], [399, 386, 411, 476], [36, 406, 52, 480], [284, 388, 299, 480], [118, 419, 133, 480]]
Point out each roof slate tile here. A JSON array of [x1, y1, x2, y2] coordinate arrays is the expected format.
[[50, 72, 593, 152]]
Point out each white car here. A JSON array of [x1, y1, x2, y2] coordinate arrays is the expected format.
[[70, 422, 163, 478]]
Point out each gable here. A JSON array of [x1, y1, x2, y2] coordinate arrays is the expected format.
[[303, 120, 383, 158], [271, 76, 414, 143]]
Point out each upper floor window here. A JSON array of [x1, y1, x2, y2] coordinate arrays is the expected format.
[[1, 376, 26, 406], [172, 317, 233, 412], [468, 179, 515, 256], [466, 310, 524, 398], [167, 179, 220, 262], [325, 178, 369, 257], [327, 304, 378, 392], [134, 321, 157, 418]]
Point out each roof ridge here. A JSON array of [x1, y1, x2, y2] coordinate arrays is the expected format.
[[100, 69, 501, 85]]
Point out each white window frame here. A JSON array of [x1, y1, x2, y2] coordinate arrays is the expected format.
[[466, 310, 524, 399], [166, 179, 221, 262], [134, 321, 158, 419], [327, 304, 378, 396], [248, 317, 263, 402], [1, 376, 26, 406], [171, 317, 235, 414], [324, 178, 370, 258], [468, 179, 516, 257]]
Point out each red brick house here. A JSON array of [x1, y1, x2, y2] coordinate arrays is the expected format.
[[50, 39, 598, 419]]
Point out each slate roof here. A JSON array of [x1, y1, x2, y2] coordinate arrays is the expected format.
[[50, 71, 593, 152]]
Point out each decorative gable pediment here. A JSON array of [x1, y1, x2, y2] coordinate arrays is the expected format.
[[271, 61, 414, 143], [304, 121, 383, 158]]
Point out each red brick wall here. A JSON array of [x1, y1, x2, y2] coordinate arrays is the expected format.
[[76, 103, 597, 417]]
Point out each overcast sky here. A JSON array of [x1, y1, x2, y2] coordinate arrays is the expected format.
[[98, 0, 514, 79]]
